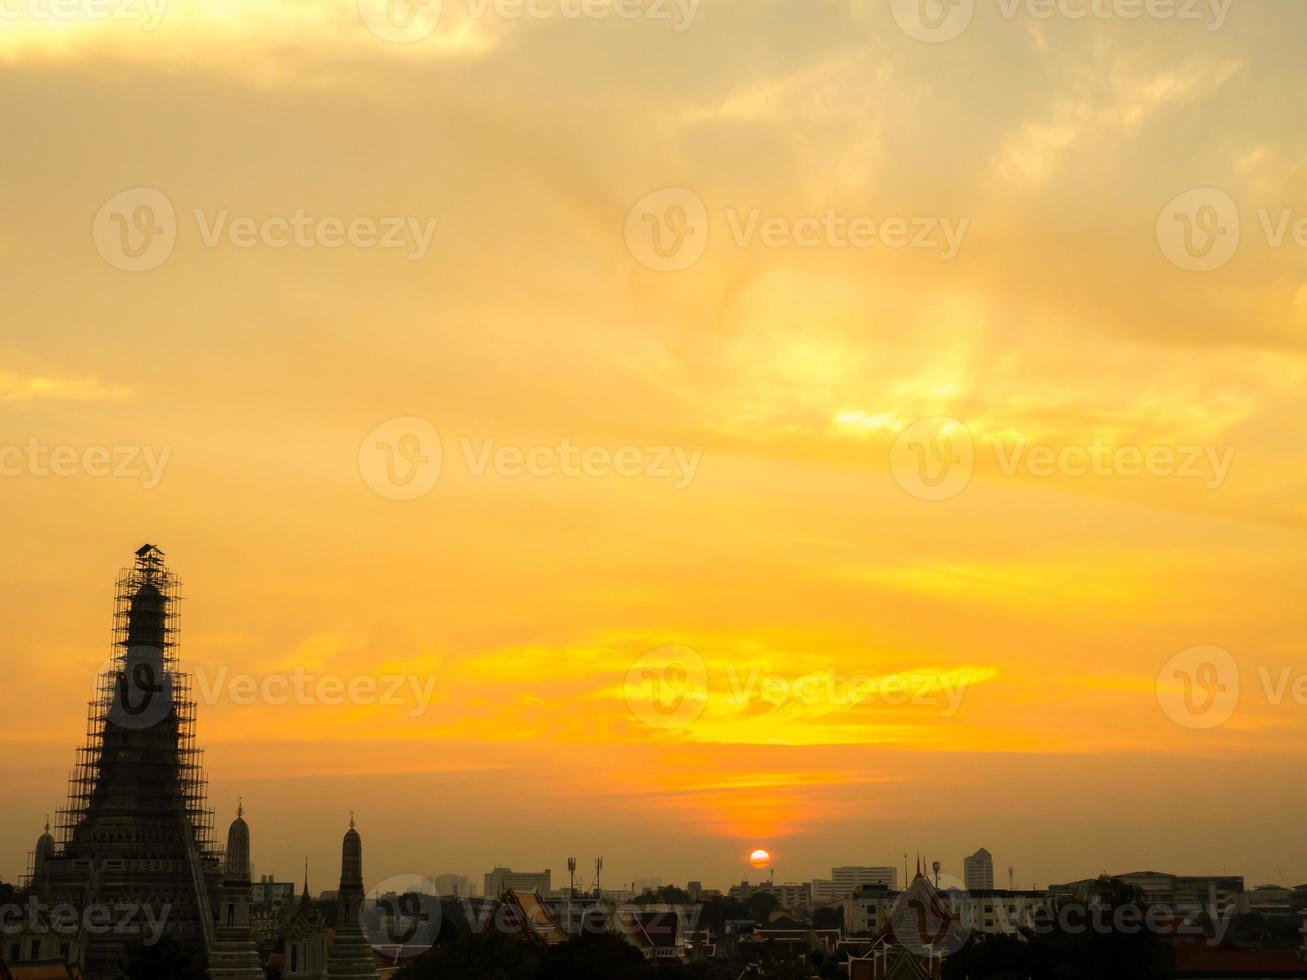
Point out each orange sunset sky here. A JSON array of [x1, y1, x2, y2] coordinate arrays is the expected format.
[[2, 0, 1306, 894]]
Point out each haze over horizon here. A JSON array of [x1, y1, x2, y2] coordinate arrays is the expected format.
[[3, 0, 1306, 898]]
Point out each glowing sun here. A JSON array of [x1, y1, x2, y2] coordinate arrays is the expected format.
[[749, 849, 772, 870]]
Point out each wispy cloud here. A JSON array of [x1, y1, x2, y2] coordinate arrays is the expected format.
[[0, 372, 133, 402], [996, 57, 1242, 186]]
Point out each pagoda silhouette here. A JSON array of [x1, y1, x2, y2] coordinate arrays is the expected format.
[[38, 544, 227, 976], [13, 545, 379, 979]]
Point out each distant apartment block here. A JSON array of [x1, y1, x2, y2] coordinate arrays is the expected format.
[[958, 889, 1052, 935], [812, 867, 898, 905], [1048, 872, 1245, 914], [434, 873, 474, 897], [484, 867, 552, 898], [844, 884, 899, 934], [728, 880, 813, 912], [964, 848, 995, 891], [252, 873, 295, 907]]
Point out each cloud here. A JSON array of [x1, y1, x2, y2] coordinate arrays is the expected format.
[[996, 56, 1242, 186], [0, 0, 501, 82], [0, 372, 133, 402]]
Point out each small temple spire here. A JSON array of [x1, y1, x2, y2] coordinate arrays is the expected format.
[[349, 811, 355, 830], [237, 797, 243, 818]]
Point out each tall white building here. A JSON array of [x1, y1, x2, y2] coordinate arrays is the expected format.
[[964, 848, 994, 891]]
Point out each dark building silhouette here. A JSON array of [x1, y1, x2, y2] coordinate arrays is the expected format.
[[326, 817, 380, 978], [37, 545, 224, 977], [7, 546, 378, 979]]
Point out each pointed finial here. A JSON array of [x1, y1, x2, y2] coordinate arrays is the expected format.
[[349, 811, 355, 830], [44, 815, 51, 834], [237, 797, 244, 819], [304, 857, 310, 894]]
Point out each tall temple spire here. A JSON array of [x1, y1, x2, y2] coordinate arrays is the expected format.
[[33, 817, 56, 885], [212, 801, 263, 979], [44, 545, 222, 978], [329, 817, 379, 978], [224, 801, 251, 884]]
